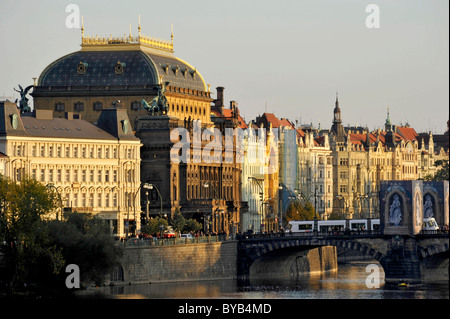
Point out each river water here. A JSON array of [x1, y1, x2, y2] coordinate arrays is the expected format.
[[76, 261, 448, 300]]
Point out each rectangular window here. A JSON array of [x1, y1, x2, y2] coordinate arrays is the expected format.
[[73, 193, 78, 207], [74, 102, 84, 112], [113, 193, 117, 207], [106, 193, 110, 207]]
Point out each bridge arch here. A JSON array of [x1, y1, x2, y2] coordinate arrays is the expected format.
[[238, 237, 386, 278], [417, 241, 449, 282]]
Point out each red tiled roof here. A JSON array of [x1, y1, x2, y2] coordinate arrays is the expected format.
[[257, 113, 294, 129], [211, 108, 248, 129], [296, 129, 305, 138], [396, 126, 418, 141]]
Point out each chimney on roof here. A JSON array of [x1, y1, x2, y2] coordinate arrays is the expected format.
[[213, 86, 224, 115], [34, 109, 53, 120]]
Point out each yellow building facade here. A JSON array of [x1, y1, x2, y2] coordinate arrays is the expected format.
[[0, 101, 141, 237]]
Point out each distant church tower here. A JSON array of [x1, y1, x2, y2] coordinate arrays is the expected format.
[[385, 107, 393, 132], [330, 93, 346, 143]]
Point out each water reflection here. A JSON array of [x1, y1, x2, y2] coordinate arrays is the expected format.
[[76, 261, 448, 299]]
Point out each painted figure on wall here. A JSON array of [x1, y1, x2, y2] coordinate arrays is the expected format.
[[389, 194, 402, 226], [423, 195, 434, 218], [415, 193, 421, 226]]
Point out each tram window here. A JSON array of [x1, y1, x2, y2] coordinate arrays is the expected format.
[[298, 224, 313, 231]]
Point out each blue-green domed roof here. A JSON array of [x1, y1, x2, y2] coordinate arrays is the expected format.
[[38, 49, 207, 91]]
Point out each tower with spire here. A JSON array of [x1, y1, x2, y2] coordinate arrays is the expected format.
[[385, 107, 392, 132], [330, 92, 346, 143]]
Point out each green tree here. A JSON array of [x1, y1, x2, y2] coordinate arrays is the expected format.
[[433, 159, 449, 181], [0, 175, 63, 293], [142, 217, 168, 236], [47, 212, 123, 287], [183, 219, 203, 233], [284, 200, 316, 224], [170, 210, 186, 233]]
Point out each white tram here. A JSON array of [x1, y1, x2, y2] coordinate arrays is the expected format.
[[288, 218, 380, 233]]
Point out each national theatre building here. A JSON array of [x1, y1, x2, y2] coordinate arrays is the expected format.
[[31, 23, 243, 235]]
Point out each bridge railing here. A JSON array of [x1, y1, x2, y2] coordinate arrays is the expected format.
[[419, 229, 449, 236], [119, 234, 231, 247], [237, 230, 382, 240]]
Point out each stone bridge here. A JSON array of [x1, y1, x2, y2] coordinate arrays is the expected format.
[[237, 232, 449, 283]]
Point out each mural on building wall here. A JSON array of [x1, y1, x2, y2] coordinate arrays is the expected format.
[[389, 194, 402, 226], [423, 194, 434, 218]]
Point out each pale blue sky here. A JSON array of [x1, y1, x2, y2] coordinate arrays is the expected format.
[[0, 0, 448, 133]]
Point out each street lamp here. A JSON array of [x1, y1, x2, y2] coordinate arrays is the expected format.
[[131, 183, 152, 237], [148, 184, 163, 217]]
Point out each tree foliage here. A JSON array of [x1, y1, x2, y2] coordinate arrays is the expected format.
[[142, 217, 169, 235], [432, 159, 449, 181], [171, 210, 186, 233], [284, 200, 317, 224], [183, 219, 203, 233], [47, 212, 123, 287], [0, 175, 63, 293], [0, 175, 124, 294]]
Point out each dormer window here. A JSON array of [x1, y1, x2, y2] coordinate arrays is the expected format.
[[77, 62, 88, 75], [115, 61, 126, 75], [190, 69, 197, 80], [162, 63, 170, 75], [172, 65, 179, 76], [182, 67, 188, 78]]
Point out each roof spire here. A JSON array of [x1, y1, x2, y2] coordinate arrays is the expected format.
[[171, 24, 174, 45], [138, 15, 141, 36], [385, 107, 393, 132], [81, 16, 84, 38]]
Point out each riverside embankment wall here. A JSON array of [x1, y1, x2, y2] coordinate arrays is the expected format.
[[120, 241, 238, 284], [118, 242, 338, 284]]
